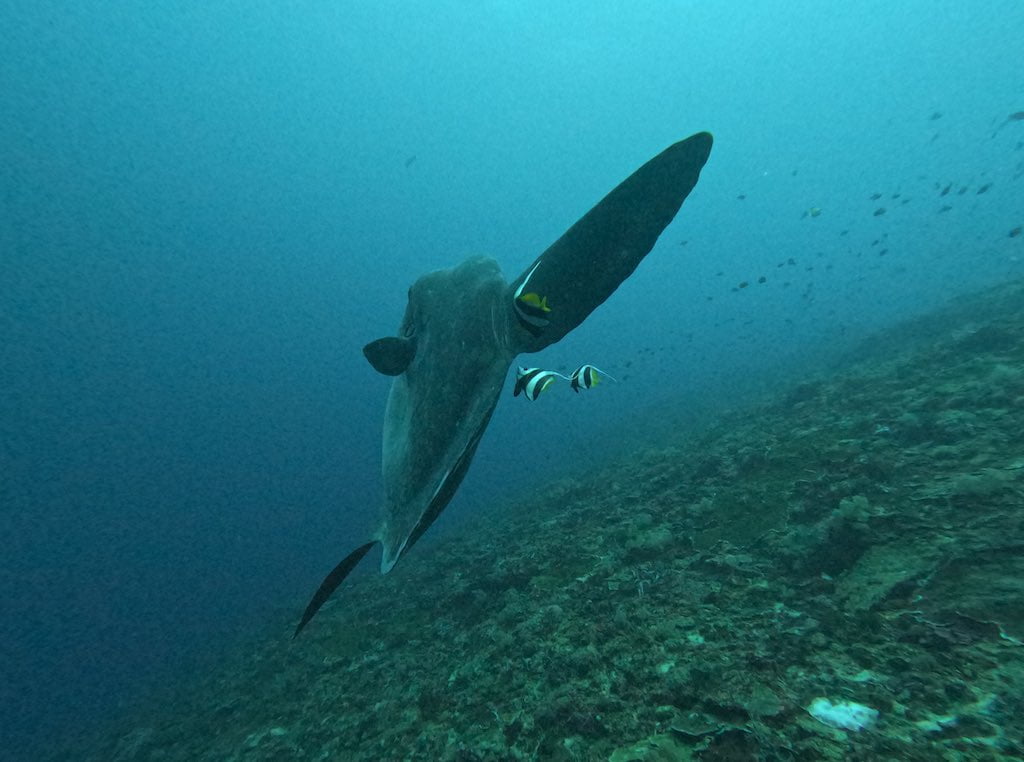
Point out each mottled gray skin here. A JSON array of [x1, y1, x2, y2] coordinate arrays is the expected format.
[[377, 257, 515, 571]]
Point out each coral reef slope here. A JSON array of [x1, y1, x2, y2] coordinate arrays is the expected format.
[[71, 279, 1024, 761]]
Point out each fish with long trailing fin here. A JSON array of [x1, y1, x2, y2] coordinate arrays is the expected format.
[[513, 364, 617, 400], [294, 132, 713, 636], [514, 366, 566, 400], [570, 364, 616, 393]]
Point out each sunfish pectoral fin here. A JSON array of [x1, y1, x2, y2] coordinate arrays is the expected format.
[[364, 336, 416, 375], [508, 131, 713, 353], [293, 540, 376, 638]]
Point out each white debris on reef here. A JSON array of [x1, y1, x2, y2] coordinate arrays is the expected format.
[[807, 697, 879, 731]]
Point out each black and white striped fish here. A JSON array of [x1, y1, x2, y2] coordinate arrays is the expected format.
[[513, 366, 565, 400], [570, 364, 616, 392], [512, 262, 552, 336]]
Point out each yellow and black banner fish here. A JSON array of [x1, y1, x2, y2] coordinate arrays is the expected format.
[[514, 366, 564, 401], [512, 262, 551, 336], [570, 364, 616, 392]]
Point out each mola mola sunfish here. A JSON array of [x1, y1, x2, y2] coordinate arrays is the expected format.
[[294, 132, 713, 636]]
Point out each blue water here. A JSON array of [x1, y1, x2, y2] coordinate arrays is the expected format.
[[1, 1, 1022, 758]]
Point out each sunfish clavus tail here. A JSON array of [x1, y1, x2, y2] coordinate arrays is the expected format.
[[294, 132, 713, 637]]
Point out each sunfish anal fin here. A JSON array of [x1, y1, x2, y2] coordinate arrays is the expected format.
[[293, 540, 376, 638]]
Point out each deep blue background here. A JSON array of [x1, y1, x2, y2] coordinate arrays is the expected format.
[[2, 1, 1022, 758]]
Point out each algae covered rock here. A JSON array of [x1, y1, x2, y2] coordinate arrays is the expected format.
[[625, 525, 676, 561], [609, 733, 693, 762]]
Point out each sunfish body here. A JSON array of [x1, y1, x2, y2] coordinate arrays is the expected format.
[[294, 132, 713, 636]]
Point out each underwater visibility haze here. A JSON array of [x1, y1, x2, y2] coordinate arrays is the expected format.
[[2, 1, 1023, 759]]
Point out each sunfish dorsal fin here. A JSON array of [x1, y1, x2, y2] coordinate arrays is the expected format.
[[508, 132, 713, 353]]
